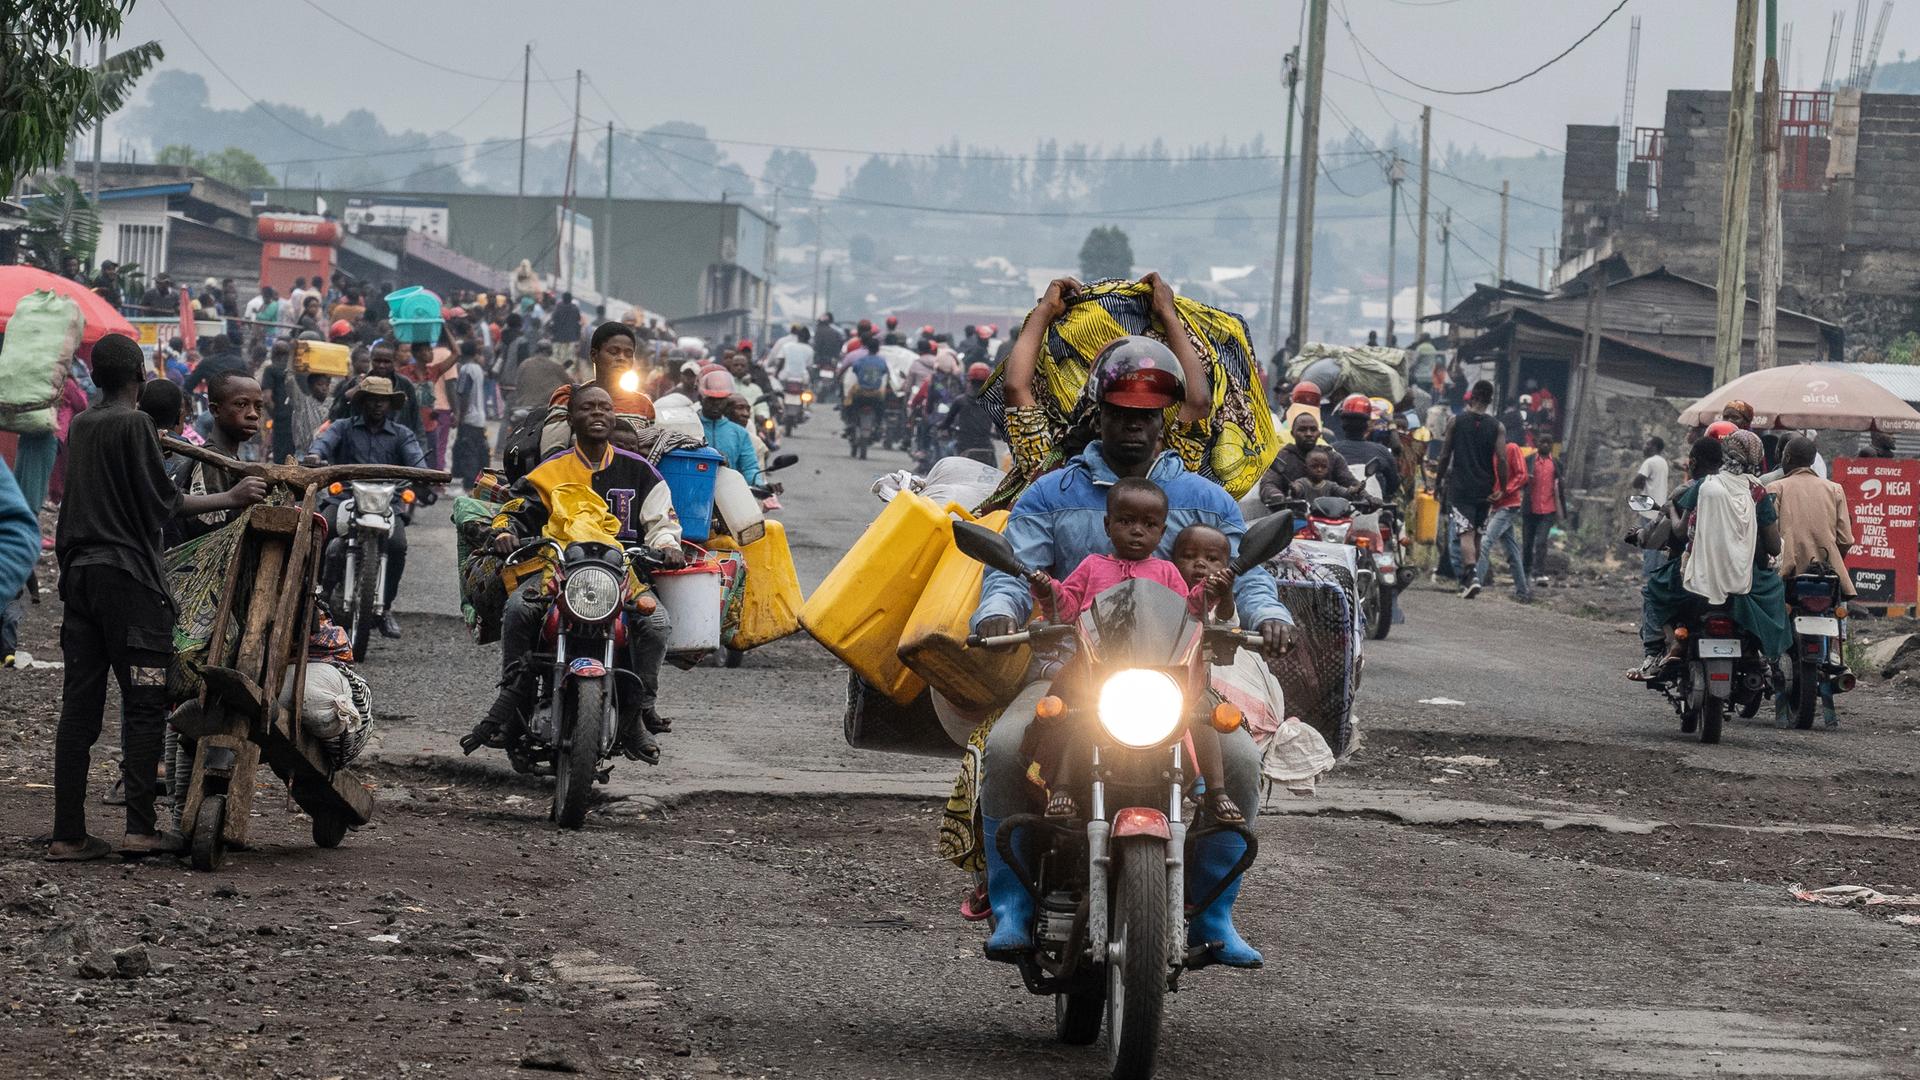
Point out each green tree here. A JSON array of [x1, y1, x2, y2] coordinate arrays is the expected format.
[[1078, 225, 1134, 281], [197, 146, 275, 188], [0, 2, 164, 190], [22, 176, 103, 271], [155, 143, 197, 167]]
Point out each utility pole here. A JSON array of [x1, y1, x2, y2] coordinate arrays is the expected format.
[[1439, 210, 1453, 315], [1385, 153, 1404, 344], [559, 69, 582, 292], [602, 121, 614, 302], [823, 263, 834, 318], [90, 38, 105, 200], [1289, 0, 1329, 349], [1415, 105, 1431, 332], [810, 208, 823, 318], [761, 188, 779, 344], [1714, 0, 1761, 386], [1268, 46, 1301, 356], [1566, 267, 1609, 489], [1496, 180, 1510, 281], [1538, 247, 1547, 290], [1757, 0, 1783, 368], [517, 44, 530, 239]]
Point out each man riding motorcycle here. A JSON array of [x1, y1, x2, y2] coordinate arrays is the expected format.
[[305, 376, 427, 638], [1328, 393, 1400, 502], [695, 370, 764, 486], [970, 338, 1296, 970], [467, 385, 686, 761]]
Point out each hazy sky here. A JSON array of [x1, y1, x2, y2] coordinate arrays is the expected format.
[[113, 0, 1920, 186]]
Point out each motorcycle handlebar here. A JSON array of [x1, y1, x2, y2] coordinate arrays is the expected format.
[[965, 623, 1074, 650]]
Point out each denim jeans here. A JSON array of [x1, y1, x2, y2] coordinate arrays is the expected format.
[[1639, 549, 1670, 649], [1475, 506, 1532, 598]]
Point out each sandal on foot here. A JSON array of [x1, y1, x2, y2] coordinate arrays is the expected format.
[[1044, 791, 1078, 819], [959, 885, 991, 923], [1205, 791, 1246, 825], [45, 835, 112, 862]]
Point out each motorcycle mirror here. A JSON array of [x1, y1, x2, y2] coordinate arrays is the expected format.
[[1627, 494, 1657, 513], [768, 452, 800, 472], [1234, 511, 1294, 575], [952, 520, 1029, 579]]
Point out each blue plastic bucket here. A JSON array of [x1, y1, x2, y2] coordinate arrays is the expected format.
[[658, 446, 724, 542], [384, 285, 444, 344]]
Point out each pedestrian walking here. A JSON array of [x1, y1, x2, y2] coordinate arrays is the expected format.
[[46, 334, 265, 862], [1432, 379, 1506, 596], [1523, 436, 1564, 585], [1474, 438, 1533, 601], [1633, 435, 1670, 578]]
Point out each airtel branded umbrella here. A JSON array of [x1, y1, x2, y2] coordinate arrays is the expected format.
[[0, 265, 137, 349], [1678, 364, 1920, 433]]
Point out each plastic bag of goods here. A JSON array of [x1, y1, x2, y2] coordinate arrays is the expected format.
[[1260, 717, 1337, 796], [277, 661, 375, 766], [0, 290, 84, 436]]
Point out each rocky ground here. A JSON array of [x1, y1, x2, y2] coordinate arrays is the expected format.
[[4, 421, 1919, 1078]]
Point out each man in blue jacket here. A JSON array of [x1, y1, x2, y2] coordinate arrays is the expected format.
[[694, 368, 763, 486], [970, 336, 1294, 969]]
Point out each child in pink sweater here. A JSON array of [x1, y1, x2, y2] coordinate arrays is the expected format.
[[1023, 478, 1242, 823]]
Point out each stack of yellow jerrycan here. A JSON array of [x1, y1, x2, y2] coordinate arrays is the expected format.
[[800, 492, 982, 704], [896, 509, 1028, 712], [706, 519, 805, 650]]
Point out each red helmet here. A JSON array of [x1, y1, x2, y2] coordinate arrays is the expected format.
[[329, 319, 354, 341], [1291, 380, 1322, 406], [1337, 392, 1372, 417], [1704, 420, 1739, 439], [920, 324, 936, 336], [735, 338, 753, 353], [967, 362, 992, 381], [885, 315, 899, 328]]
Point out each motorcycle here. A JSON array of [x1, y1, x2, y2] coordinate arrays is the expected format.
[[1785, 561, 1855, 729], [325, 480, 414, 662], [950, 511, 1294, 1080], [499, 535, 671, 828], [882, 394, 910, 451], [1277, 481, 1403, 641], [845, 392, 883, 459], [1628, 493, 1774, 743], [782, 378, 812, 436]]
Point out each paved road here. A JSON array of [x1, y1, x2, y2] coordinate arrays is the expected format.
[[327, 415, 1920, 1078]]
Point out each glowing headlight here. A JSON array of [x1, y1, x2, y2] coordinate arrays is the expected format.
[[616, 369, 641, 393], [563, 564, 621, 622], [1096, 669, 1184, 748], [800, 390, 814, 403]]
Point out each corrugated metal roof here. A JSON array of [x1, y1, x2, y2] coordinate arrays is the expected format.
[[1817, 362, 1920, 404]]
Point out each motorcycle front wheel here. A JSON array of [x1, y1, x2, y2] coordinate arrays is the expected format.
[[1106, 837, 1169, 1080], [553, 679, 606, 829], [1367, 578, 1392, 640], [350, 545, 380, 663]]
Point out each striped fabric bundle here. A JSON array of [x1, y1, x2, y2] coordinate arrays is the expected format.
[[976, 279, 1279, 503]]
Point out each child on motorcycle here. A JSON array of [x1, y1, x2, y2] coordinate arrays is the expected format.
[[1288, 447, 1345, 503], [1021, 479, 1242, 825]]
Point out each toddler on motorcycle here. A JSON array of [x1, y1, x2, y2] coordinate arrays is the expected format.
[[1022, 480, 1244, 826]]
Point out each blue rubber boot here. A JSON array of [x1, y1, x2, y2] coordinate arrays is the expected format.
[[981, 815, 1035, 958], [1187, 829, 1263, 969]]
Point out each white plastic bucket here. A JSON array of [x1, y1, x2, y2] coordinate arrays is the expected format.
[[713, 466, 767, 546], [653, 563, 725, 655]]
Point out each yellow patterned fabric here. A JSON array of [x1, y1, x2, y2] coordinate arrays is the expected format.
[[937, 716, 996, 871], [976, 279, 1278, 505]]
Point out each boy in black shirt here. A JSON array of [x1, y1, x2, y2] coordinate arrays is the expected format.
[[47, 334, 265, 861]]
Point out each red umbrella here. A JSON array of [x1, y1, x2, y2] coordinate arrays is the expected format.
[[0, 265, 138, 349]]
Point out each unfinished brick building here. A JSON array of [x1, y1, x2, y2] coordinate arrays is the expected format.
[[1560, 88, 1920, 360]]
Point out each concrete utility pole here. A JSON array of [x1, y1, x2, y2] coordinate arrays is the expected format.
[[517, 44, 530, 217], [1268, 46, 1301, 356], [1757, 0, 1783, 369], [1538, 247, 1547, 290], [1714, 0, 1762, 386], [1385, 153, 1405, 344], [559, 69, 582, 291], [1439, 210, 1453, 315], [1415, 105, 1431, 329], [1289, 0, 1329, 349], [823, 263, 834, 318], [810, 208, 823, 318], [1497, 180, 1510, 281]]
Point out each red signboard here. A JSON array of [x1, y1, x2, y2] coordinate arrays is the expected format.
[[1834, 457, 1920, 606]]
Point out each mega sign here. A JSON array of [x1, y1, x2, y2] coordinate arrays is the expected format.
[[1834, 457, 1919, 605]]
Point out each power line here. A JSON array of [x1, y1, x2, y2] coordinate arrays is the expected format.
[[1320, 68, 1565, 154], [153, 0, 368, 153], [1429, 166, 1560, 214], [291, 2, 570, 85], [255, 118, 576, 168], [1337, 0, 1632, 96]]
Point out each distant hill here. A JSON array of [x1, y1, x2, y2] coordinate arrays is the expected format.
[[1871, 54, 1920, 94]]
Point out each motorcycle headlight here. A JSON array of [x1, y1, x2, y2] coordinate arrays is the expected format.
[[562, 564, 622, 623], [1096, 669, 1184, 749], [351, 482, 396, 515], [800, 390, 814, 403], [1315, 522, 1350, 543]]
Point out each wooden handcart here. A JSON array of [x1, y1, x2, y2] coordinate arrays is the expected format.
[[160, 439, 450, 871]]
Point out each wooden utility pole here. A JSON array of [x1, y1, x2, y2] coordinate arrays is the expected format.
[[810, 208, 823, 318], [517, 45, 530, 235], [1497, 180, 1510, 281], [1439, 210, 1452, 315], [1566, 269, 1609, 489], [559, 69, 582, 291], [602, 121, 614, 301], [1538, 247, 1547, 290], [1714, 0, 1762, 386], [1415, 106, 1431, 330], [1757, 0, 1783, 369], [1268, 46, 1302, 356], [1289, 0, 1330, 349], [1385, 153, 1404, 344]]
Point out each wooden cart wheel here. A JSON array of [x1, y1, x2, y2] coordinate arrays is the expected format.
[[311, 812, 349, 849], [191, 794, 228, 872]]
